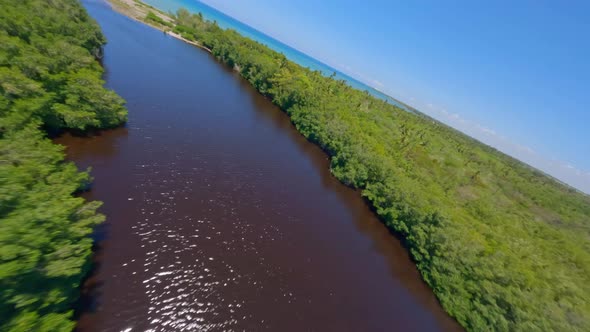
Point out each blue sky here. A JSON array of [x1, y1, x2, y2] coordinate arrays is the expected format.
[[198, 0, 590, 193]]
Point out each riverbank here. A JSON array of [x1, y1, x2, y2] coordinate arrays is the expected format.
[[0, 1, 128, 330], [63, 1, 464, 330], [107, 0, 211, 52], [102, 1, 590, 331], [103, 0, 459, 329]]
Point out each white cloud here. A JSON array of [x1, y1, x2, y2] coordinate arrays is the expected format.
[[413, 101, 590, 194], [371, 79, 385, 88], [476, 124, 496, 136], [513, 143, 535, 155]]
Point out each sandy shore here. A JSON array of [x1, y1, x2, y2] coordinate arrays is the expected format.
[[106, 0, 211, 52]]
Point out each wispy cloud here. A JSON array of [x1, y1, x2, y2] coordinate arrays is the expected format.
[[414, 102, 590, 194], [476, 124, 496, 136], [334, 64, 390, 93], [371, 79, 385, 88], [320, 71, 589, 194]]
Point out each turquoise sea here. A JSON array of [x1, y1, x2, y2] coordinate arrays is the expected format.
[[142, 0, 409, 110]]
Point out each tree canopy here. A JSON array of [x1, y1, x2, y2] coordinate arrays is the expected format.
[[0, 0, 127, 330]]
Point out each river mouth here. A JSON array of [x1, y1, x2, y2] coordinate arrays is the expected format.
[[57, 1, 460, 331]]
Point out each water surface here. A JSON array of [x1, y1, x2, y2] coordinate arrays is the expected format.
[[57, 1, 460, 330]]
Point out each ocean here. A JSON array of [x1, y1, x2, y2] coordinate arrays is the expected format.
[[141, 0, 409, 110]]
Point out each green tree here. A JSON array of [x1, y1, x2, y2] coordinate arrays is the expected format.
[[0, 0, 127, 330]]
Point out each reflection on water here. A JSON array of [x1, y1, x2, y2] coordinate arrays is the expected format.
[[132, 155, 282, 331], [57, 1, 461, 331]]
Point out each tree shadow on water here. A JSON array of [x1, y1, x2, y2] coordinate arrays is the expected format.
[[73, 217, 110, 328]]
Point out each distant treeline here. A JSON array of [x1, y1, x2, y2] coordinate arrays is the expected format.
[[158, 8, 590, 331], [0, 0, 127, 331]]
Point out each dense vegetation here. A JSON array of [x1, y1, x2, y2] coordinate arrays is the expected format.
[[0, 0, 127, 330], [163, 8, 590, 331], [145, 11, 173, 28]]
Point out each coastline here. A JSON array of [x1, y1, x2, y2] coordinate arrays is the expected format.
[[106, 0, 211, 52]]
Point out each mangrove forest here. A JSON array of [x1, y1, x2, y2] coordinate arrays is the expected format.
[[0, 0, 127, 330], [1, 0, 589, 331]]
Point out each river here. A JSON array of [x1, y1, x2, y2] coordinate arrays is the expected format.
[[55, 1, 460, 331]]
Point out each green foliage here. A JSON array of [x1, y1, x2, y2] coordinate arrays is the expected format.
[[0, 0, 127, 330], [144, 11, 173, 28], [171, 9, 590, 331]]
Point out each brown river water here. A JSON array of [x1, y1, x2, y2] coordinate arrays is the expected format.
[[55, 1, 461, 331]]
